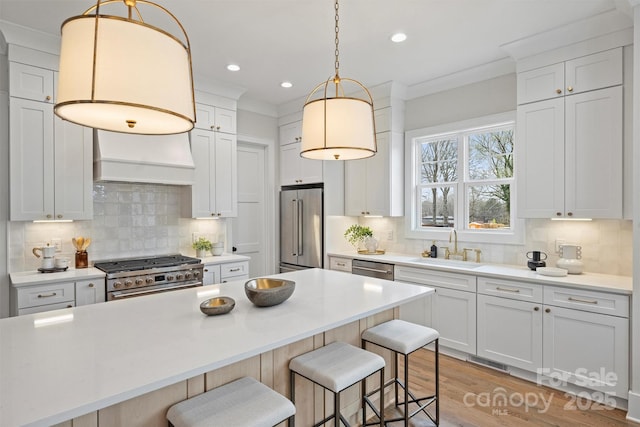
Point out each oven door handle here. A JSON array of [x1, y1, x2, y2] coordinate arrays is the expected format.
[[110, 282, 202, 299]]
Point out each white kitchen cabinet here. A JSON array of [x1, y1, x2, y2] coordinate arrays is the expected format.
[[328, 256, 352, 273], [75, 279, 106, 306], [344, 131, 403, 216], [518, 86, 622, 219], [517, 48, 622, 105], [220, 261, 249, 283], [203, 264, 221, 285], [9, 65, 93, 221], [12, 281, 75, 316], [542, 305, 628, 397], [280, 121, 302, 146], [279, 141, 323, 186], [9, 62, 54, 103], [194, 103, 236, 134], [186, 129, 238, 218], [477, 294, 542, 371]]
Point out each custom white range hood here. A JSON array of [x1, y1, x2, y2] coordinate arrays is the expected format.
[[93, 130, 195, 185]]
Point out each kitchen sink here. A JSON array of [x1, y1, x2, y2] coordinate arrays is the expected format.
[[408, 257, 484, 269]]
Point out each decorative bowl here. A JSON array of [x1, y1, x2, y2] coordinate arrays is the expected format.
[[200, 296, 235, 316], [244, 278, 295, 307]]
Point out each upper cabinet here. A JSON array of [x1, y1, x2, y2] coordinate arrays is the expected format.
[[9, 63, 93, 221], [517, 48, 623, 219], [279, 120, 323, 186], [195, 103, 237, 134], [517, 48, 622, 105]]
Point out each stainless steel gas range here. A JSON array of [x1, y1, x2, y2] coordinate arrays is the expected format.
[[94, 255, 204, 301]]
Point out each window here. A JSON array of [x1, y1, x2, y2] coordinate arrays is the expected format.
[[406, 112, 523, 244]]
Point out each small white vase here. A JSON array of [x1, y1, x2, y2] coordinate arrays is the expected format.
[[196, 249, 208, 258], [364, 236, 378, 253]]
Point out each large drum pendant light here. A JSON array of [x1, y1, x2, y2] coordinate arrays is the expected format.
[[54, 0, 196, 135], [300, 0, 376, 160]]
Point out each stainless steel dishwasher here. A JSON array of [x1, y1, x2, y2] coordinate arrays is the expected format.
[[351, 259, 394, 280]]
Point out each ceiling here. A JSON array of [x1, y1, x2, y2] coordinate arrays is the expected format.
[[0, 0, 633, 112]]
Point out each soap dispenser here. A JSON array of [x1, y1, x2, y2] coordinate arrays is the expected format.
[[430, 241, 438, 258]]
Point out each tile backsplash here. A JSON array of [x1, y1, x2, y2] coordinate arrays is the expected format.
[[8, 182, 227, 272], [331, 216, 632, 276]]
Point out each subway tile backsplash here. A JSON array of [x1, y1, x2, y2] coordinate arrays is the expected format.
[[9, 182, 226, 272]]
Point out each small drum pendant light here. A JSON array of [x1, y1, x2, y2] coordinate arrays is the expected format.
[[300, 0, 377, 160], [55, 0, 196, 135]]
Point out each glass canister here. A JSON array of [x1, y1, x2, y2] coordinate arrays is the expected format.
[[75, 251, 88, 268]]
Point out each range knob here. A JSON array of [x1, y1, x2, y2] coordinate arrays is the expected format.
[[185, 272, 193, 280], [124, 280, 133, 287], [193, 271, 201, 278], [146, 277, 154, 284], [135, 278, 144, 286], [113, 281, 123, 289], [176, 273, 184, 280], [166, 275, 175, 281]]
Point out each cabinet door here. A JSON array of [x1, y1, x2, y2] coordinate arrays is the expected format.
[[365, 132, 389, 216], [432, 287, 476, 354], [214, 133, 238, 217], [280, 143, 302, 186], [75, 279, 105, 306], [477, 294, 542, 371], [54, 117, 93, 220], [214, 107, 237, 134], [565, 86, 622, 218], [9, 97, 55, 220], [565, 48, 622, 96], [516, 98, 565, 218], [280, 121, 302, 146], [543, 305, 628, 397], [299, 156, 323, 184], [18, 301, 75, 316], [399, 292, 433, 328], [190, 129, 215, 217], [344, 158, 367, 215], [517, 63, 564, 104], [203, 264, 221, 285], [9, 62, 54, 103]]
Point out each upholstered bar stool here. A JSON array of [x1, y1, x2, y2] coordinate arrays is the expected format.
[[166, 376, 295, 427], [289, 341, 385, 426], [361, 319, 439, 426]]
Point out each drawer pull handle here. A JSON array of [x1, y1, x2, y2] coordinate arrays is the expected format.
[[496, 286, 520, 293], [568, 296, 598, 305], [38, 292, 57, 298], [229, 268, 241, 272], [336, 262, 346, 266]]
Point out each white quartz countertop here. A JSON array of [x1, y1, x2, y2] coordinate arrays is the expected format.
[[0, 268, 430, 427], [198, 253, 250, 264], [328, 251, 632, 295], [10, 267, 106, 287]]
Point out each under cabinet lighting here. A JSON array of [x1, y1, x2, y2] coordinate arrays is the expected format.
[[550, 218, 593, 221], [33, 220, 74, 223]]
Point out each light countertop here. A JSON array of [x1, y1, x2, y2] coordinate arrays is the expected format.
[[0, 268, 430, 427], [328, 251, 632, 295], [10, 267, 106, 287]]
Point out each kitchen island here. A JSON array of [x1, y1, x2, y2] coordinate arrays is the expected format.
[[0, 268, 431, 427]]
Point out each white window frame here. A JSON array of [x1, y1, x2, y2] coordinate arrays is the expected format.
[[405, 111, 524, 245]]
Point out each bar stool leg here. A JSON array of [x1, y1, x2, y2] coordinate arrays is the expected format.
[[435, 339, 440, 426], [290, 371, 296, 427]]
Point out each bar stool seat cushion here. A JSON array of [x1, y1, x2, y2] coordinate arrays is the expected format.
[[362, 319, 439, 354], [166, 376, 295, 427], [289, 341, 385, 392]]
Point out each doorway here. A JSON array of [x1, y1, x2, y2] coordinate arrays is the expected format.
[[232, 143, 268, 277]]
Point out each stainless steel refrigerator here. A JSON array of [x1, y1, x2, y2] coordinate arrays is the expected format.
[[279, 185, 323, 272]]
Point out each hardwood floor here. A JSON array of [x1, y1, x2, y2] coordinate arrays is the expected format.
[[386, 348, 638, 426]]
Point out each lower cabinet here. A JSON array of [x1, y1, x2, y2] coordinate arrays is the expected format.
[[75, 279, 106, 306], [203, 261, 250, 285]]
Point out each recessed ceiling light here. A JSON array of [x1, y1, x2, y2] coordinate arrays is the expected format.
[[391, 33, 407, 43], [281, 81, 293, 88], [227, 64, 240, 72]]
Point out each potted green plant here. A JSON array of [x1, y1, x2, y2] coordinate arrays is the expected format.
[[344, 224, 375, 251], [192, 237, 212, 257]]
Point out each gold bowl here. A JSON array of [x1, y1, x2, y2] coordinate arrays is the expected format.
[[200, 296, 235, 316], [244, 278, 295, 307]]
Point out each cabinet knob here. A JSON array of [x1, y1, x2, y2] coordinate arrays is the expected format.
[[45, 95, 52, 101], [534, 306, 539, 311], [204, 269, 209, 272], [57, 214, 63, 219], [67, 304, 73, 308], [88, 283, 94, 288], [567, 212, 573, 217], [210, 125, 215, 130], [216, 126, 221, 131], [545, 308, 551, 313], [218, 213, 222, 216], [555, 89, 562, 94], [556, 212, 562, 216], [46, 214, 52, 219], [567, 86, 573, 92], [211, 213, 216, 216]]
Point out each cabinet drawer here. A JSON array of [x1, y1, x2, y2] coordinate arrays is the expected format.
[[477, 277, 543, 303], [220, 262, 249, 279], [18, 301, 75, 316], [395, 266, 476, 292], [221, 274, 249, 284], [543, 286, 629, 317], [17, 282, 75, 309], [329, 257, 352, 272]]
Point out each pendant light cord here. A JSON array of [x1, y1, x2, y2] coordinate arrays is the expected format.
[[334, 0, 340, 81]]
